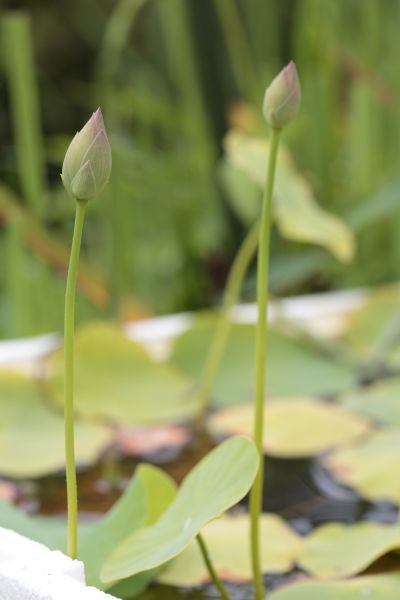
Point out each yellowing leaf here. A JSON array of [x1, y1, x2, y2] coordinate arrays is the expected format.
[[0, 372, 111, 478], [208, 399, 370, 458], [269, 574, 400, 600], [158, 513, 301, 586], [298, 521, 400, 579], [224, 130, 355, 262], [46, 322, 194, 426], [325, 428, 400, 503]]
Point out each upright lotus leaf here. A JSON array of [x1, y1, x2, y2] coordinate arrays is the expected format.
[[0, 464, 176, 594], [324, 428, 400, 503], [269, 574, 400, 600], [0, 372, 112, 478], [298, 521, 400, 579], [340, 378, 400, 425], [101, 436, 259, 583], [81, 464, 177, 589], [171, 316, 356, 407], [342, 286, 400, 364], [46, 322, 195, 426], [158, 513, 301, 586], [208, 399, 370, 458], [224, 129, 354, 262]]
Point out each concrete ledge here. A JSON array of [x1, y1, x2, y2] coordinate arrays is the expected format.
[[0, 527, 117, 600]]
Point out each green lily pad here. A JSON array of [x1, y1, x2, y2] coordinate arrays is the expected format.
[[101, 436, 259, 583], [298, 521, 400, 579], [158, 513, 301, 586], [343, 287, 400, 362], [340, 378, 400, 425], [0, 372, 112, 478], [324, 428, 400, 503], [171, 317, 357, 407], [208, 400, 370, 458], [46, 322, 194, 426], [224, 130, 355, 262], [269, 574, 400, 600]]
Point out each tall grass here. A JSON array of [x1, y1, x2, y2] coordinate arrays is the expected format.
[[2, 1, 400, 336]]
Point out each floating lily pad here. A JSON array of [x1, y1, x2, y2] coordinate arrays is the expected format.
[[171, 317, 356, 407], [224, 130, 355, 262], [325, 428, 400, 503], [269, 574, 400, 600], [47, 322, 195, 426], [0, 372, 112, 478], [298, 521, 400, 579], [340, 378, 400, 425], [101, 436, 259, 583], [343, 287, 400, 362], [208, 400, 370, 458], [158, 513, 301, 586]]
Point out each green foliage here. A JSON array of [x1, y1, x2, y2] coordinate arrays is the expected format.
[[171, 315, 357, 405], [0, 464, 176, 593], [2, 1, 400, 335], [101, 436, 258, 582]]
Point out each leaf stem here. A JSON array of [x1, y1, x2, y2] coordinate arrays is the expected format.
[[64, 199, 87, 559], [195, 221, 260, 424], [249, 127, 281, 600], [196, 533, 232, 600]]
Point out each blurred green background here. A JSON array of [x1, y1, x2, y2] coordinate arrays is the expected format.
[[1, 0, 400, 339]]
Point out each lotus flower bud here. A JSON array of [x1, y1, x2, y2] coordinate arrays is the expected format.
[[61, 108, 112, 201], [262, 61, 301, 129]]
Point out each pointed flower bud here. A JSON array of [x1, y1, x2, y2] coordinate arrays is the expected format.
[[61, 108, 112, 201], [262, 61, 301, 129]]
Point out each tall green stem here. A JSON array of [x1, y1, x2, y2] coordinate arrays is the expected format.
[[195, 221, 259, 422], [249, 127, 281, 600], [64, 199, 87, 559], [196, 534, 232, 600]]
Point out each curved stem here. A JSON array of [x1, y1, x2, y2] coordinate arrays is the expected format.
[[249, 127, 281, 600], [196, 534, 232, 600], [195, 220, 260, 423], [64, 199, 87, 559]]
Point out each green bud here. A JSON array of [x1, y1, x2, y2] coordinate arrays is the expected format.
[[262, 61, 301, 129], [61, 108, 112, 201]]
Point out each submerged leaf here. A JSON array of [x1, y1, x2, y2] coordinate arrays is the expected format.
[[46, 322, 194, 426], [158, 513, 301, 586], [101, 436, 259, 583], [0, 372, 111, 478], [209, 399, 370, 458], [224, 130, 355, 261], [171, 317, 356, 407]]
